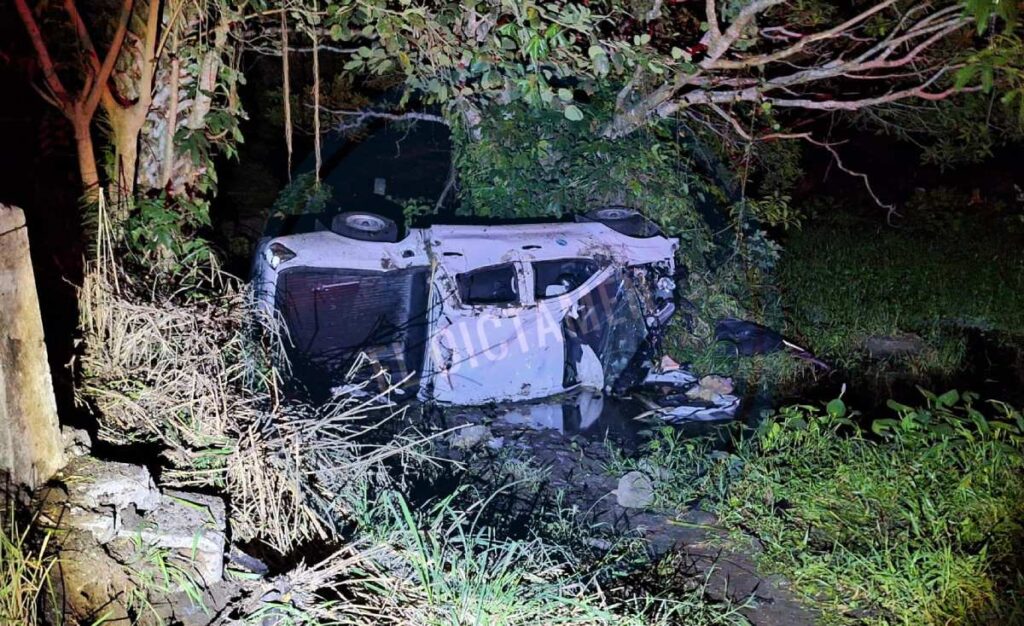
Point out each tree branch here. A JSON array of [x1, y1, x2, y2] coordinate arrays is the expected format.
[[708, 0, 899, 70], [14, 0, 69, 106], [319, 107, 450, 129], [83, 0, 135, 117]]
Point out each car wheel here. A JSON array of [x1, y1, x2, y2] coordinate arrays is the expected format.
[[583, 206, 660, 237], [331, 212, 399, 242]]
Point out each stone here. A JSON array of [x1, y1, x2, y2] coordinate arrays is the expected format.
[[0, 204, 65, 488], [40, 460, 231, 622], [449, 424, 492, 450], [119, 489, 228, 585], [864, 334, 925, 358], [64, 458, 161, 513], [638, 459, 674, 482], [616, 471, 655, 509], [679, 507, 718, 526], [61, 426, 92, 458]]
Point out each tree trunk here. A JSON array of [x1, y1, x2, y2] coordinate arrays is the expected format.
[[106, 109, 146, 221], [72, 115, 101, 204]]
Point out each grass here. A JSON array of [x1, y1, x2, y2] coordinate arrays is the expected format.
[[119, 529, 207, 624], [779, 210, 1024, 377], [0, 508, 57, 626], [228, 489, 752, 625], [615, 390, 1024, 624], [78, 248, 431, 552]]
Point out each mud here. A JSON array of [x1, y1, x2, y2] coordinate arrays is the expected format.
[[420, 396, 817, 626]]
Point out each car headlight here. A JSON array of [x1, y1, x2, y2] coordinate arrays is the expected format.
[[266, 242, 296, 269]]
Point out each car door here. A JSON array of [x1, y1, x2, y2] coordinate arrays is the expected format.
[[424, 260, 613, 405]]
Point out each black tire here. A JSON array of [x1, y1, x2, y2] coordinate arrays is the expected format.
[[330, 212, 399, 242], [582, 205, 661, 237]]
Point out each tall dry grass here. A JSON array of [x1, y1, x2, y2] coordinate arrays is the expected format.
[[77, 237, 425, 552]]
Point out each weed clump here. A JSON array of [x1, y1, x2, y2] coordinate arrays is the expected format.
[[620, 390, 1024, 624], [77, 251, 420, 552]]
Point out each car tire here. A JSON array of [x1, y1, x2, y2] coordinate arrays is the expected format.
[[583, 206, 660, 237], [331, 212, 399, 242]]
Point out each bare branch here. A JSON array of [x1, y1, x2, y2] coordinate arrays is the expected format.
[[319, 107, 450, 128], [806, 137, 897, 216], [708, 0, 899, 70], [704, 0, 722, 43], [14, 0, 69, 106], [83, 0, 135, 117], [703, 0, 786, 66]]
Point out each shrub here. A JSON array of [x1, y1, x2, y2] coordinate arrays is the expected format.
[[621, 391, 1024, 624]]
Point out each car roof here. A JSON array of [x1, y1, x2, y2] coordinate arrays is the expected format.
[[423, 223, 675, 275], [267, 222, 677, 275]]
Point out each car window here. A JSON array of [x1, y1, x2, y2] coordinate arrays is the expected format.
[[566, 271, 646, 387], [533, 259, 600, 299], [457, 263, 519, 305]]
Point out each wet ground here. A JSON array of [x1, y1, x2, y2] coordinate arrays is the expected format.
[[405, 392, 816, 626]]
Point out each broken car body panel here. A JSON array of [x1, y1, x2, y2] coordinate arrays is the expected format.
[[253, 219, 681, 405]]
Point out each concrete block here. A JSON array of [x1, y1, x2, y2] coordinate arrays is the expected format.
[[119, 489, 227, 584], [65, 458, 161, 512], [0, 204, 65, 488]]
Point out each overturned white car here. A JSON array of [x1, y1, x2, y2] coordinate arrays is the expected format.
[[253, 208, 682, 406]]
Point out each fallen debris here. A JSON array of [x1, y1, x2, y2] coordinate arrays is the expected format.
[[448, 424, 493, 450], [616, 471, 655, 509], [39, 458, 234, 624]]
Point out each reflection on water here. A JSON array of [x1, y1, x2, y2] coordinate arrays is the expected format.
[[434, 389, 760, 453]]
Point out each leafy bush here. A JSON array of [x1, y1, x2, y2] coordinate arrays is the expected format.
[[453, 100, 719, 263], [622, 391, 1024, 624]]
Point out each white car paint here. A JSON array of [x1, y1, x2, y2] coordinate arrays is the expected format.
[[253, 220, 679, 405]]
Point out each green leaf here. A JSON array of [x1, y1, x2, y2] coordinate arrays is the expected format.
[[826, 398, 847, 419], [936, 390, 960, 407], [872, 418, 899, 436], [563, 105, 584, 121], [557, 88, 573, 102], [587, 45, 604, 60]]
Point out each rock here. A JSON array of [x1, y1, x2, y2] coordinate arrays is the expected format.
[[64, 458, 161, 514], [119, 489, 227, 584], [0, 204, 65, 489], [679, 508, 718, 526], [61, 426, 92, 458], [616, 471, 655, 509], [638, 459, 674, 482], [449, 424, 492, 450], [486, 436, 505, 450], [686, 375, 734, 402], [864, 334, 925, 358], [41, 458, 230, 621]]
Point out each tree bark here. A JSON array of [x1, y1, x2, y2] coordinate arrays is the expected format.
[[72, 114, 101, 203]]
